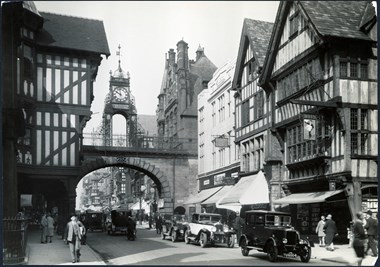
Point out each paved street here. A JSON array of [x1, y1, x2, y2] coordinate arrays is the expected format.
[[25, 223, 378, 265], [84, 224, 354, 266]]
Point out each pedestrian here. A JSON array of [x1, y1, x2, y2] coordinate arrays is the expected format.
[[64, 214, 83, 263], [352, 212, 366, 266], [348, 221, 354, 248], [148, 214, 153, 229], [46, 212, 55, 243], [77, 216, 86, 245], [315, 215, 326, 247], [155, 213, 163, 234], [234, 212, 243, 242], [323, 214, 338, 251], [364, 210, 378, 257], [40, 212, 48, 244]]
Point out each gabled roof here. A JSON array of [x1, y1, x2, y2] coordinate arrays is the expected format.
[[232, 18, 274, 90], [260, 1, 376, 88], [36, 12, 110, 57], [300, 1, 376, 41]]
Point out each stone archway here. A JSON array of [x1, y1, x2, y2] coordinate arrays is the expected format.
[[76, 155, 173, 213]]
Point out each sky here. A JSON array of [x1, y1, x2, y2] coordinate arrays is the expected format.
[[34, 1, 280, 134]]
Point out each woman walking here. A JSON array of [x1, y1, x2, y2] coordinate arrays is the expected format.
[[315, 215, 326, 247], [46, 212, 55, 243]]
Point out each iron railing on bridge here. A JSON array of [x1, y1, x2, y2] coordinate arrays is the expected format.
[[3, 217, 28, 264], [82, 133, 197, 152]]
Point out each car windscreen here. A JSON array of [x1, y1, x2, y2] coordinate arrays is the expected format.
[[199, 214, 221, 224], [265, 214, 291, 227]]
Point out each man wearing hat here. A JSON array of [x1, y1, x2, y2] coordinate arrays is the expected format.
[[64, 214, 83, 263], [364, 210, 378, 257]]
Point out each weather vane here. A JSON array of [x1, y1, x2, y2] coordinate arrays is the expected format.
[[116, 44, 122, 66]]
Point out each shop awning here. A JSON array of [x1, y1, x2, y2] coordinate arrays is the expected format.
[[273, 190, 345, 205], [130, 200, 150, 212], [201, 186, 234, 205], [216, 171, 269, 211], [184, 186, 223, 205]]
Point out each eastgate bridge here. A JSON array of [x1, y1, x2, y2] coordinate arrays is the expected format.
[[80, 133, 198, 214]]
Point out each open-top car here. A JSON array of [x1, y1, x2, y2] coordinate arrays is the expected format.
[[184, 213, 235, 248], [161, 214, 188, 242], [239, 210, 312, 263]]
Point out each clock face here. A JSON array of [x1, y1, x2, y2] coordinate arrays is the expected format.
[[113, 87, 128, 102]]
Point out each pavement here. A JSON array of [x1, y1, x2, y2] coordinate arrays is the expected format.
[[24, 223, 378, 266]]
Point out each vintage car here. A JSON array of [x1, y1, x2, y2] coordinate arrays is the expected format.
[[85, 211, 104, 232], [107, 208, 136, 240], [184, 213, 235, 248], [161, 214, 188, 242], [239, 210, 312, 263]]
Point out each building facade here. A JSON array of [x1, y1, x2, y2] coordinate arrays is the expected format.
[[190, 59, 239, 214], [156, 41, 217, 152], [2, 1, 110, 218], [260, 1, 377, 236], [216, 19, 274, 215], [156, 41, 217, 210]]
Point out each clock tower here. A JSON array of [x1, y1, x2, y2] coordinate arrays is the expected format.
[[102, 45, 138, 146]]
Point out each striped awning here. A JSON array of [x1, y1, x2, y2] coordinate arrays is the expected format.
[[273, 190, 345, 205], [201, 186, 233, 205]]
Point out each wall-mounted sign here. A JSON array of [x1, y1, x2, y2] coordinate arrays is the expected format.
[[215, 137, 229, 147], [203, 179, 210, 186]]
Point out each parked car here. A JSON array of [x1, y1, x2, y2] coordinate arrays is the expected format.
[[107, 208, 136, 239], [239, 210, 312, 263], [85, 211, 104, 232], [161, 214, 188, 242], [184, 213, 235, 248]]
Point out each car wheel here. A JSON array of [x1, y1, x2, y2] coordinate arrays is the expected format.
[[171, 230, 177, 242], [184, 230, 190, 244], [161, 231, 166, 240], [227, 235, 235, 248], [300, 245, 311, 263], [241, 238, 249, 256], [267, 242, 278, 262], [200, 233, 207, 248]]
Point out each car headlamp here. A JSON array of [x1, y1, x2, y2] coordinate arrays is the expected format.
[[211, 226, 217, 232], [282, 238, 288, 244]]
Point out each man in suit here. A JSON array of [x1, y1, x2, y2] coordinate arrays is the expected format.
[[64, 214, 83, 263], [364, 210, 378, 257]]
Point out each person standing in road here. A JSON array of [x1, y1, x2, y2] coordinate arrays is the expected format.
[[364, 210, 378, 257], [40, 212, 48, 244], [64, 214, 83, 263], [353, 212, 366, 266], [316, 215, 326, 247], [234, 212, 243, 242], [155, 213, 163, 234], [323, 214, 338, 251], [46, 212, 55, 243]]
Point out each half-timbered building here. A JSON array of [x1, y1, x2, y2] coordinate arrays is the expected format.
[[260, 1, 377, 237], [2, 1, 110, 218]]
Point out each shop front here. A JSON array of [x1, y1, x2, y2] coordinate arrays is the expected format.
[[273, 189, 352, 243]]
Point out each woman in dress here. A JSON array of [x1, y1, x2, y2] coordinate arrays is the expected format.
[[315, 215, 326, 247]]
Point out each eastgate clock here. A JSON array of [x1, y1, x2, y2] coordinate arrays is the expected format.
[[113, 87, 128, 102]]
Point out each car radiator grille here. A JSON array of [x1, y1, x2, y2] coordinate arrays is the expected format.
[[286, 231, 298, 245]]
